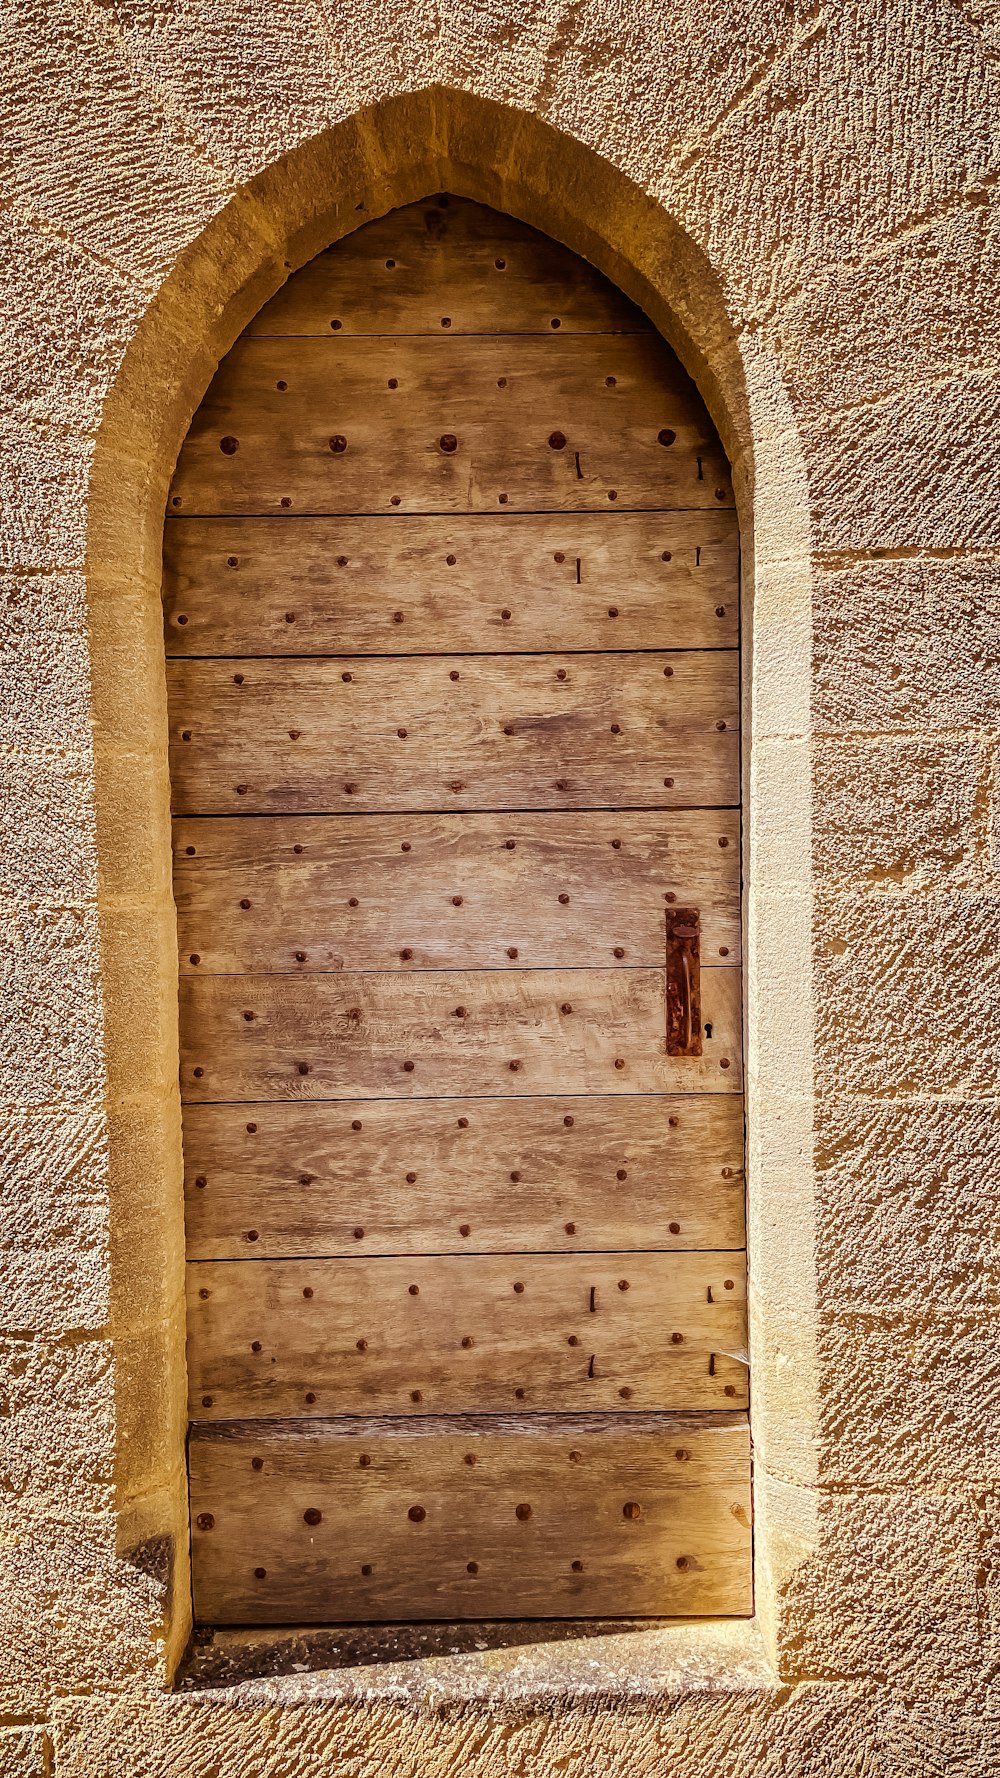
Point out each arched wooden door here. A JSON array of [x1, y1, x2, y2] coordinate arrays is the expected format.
[[165, 196, 750, 1624]]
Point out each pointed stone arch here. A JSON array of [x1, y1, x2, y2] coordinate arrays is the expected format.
[[86, 84, 815, 1677]]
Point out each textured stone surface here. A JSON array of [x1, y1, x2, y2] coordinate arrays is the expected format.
[[0, 1, 997, 1770]]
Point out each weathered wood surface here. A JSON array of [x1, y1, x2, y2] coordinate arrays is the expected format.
[[182, 1094, 747, 1259], [179, 965, 743, 1101], [163, 511, 739, 655], [248, 197, 651, 338], [188, 1412, 752, 1622], [173, 810, 741, 973], [186, 1251, 748, 1419], [167, 336, 734, 516], [168, 652, 739, 816]]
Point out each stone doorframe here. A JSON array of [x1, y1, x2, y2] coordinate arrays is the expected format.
[[87, 84, 814, 1680]]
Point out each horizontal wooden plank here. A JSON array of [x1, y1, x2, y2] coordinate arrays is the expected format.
[[179, 966, 743, 1102], [249, 197, 650, 338], [167, 336, 733, 515], [188, 1412, 752, 1622], [162, 511, 739, 655], [182, 1093, 746, 1259], [186, 1252, 748, 1419], [173, 810, 742, 974], [167, 652, 739, 816]]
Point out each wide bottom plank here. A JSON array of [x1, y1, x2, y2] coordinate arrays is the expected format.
[[189, 1412, 752, 1622]]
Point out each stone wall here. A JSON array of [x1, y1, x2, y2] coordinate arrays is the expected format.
[[1, 5, 997, 1772]]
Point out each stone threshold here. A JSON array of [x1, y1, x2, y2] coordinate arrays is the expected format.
[[177, 1617, 777, 1706]]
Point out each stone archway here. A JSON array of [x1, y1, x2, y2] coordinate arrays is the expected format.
[[86, 85, 815, 1677]]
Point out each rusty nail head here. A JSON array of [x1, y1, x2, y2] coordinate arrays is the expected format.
[[409, 1505, 426, 1521], [669, 1220, 681, 1234], [304, 1508, 322, 1525], [197, 1512, 215, 1530], [623, 1502, 641, 1520], [658, 428, 676, 447]]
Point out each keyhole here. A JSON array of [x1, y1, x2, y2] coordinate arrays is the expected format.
[[704, 1021, 713, 1039]]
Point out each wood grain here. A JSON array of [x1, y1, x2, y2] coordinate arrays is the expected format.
[[167, 335, 733, 516], [179, 965, 743, 1102], [173, 810, 741, 973], [182, 1093, 747, 1259], [188, 1412, 752, 1622], [248, 197, 650, 338], [168, 651, 739, 816], [163, 511, 739, 655], [186, 1251, 749, 1419]]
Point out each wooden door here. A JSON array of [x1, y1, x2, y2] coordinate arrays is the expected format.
[[166, 196, 749, 1624]]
